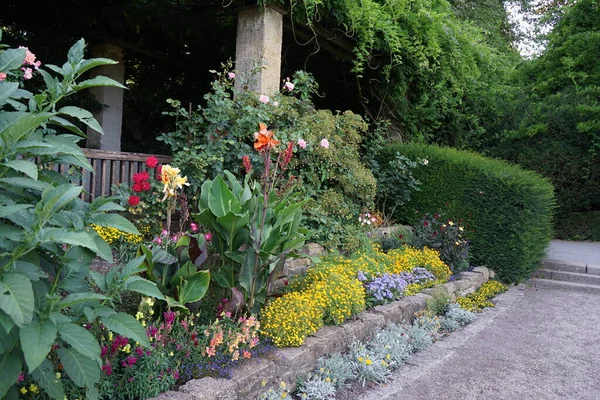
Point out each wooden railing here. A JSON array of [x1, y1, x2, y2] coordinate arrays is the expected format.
[[79, 149, 172, 201]]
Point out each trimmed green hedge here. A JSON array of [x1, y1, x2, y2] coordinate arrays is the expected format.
[[379, 143, 556, 283]]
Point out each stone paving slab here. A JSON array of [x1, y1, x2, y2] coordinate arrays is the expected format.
[[358, 285, 600, 400], [546, 240, 600, 265]]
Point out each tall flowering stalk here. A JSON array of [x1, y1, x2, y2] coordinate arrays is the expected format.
[[159, 164, 189, 231]]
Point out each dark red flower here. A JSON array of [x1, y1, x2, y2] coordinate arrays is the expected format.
[[146, 156, 158, 168], [133, 171, 149, 184], [141, 181, 151, 191], [242, 155, 252, 173], [132, 183, 142, 192], [128, 195, 141, 206], [102, 363, 113, 376], [423, 221, 429, 227]]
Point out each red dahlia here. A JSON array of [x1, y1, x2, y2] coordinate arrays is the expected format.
[[128, 195, 141, 206], [146, 156, 158, 168]]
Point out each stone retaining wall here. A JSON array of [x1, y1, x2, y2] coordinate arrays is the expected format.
[[149, 266, 492, 400]]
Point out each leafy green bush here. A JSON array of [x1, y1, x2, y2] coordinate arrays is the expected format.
[[378, 143, 555, 283], [0, 38, 161, 398]]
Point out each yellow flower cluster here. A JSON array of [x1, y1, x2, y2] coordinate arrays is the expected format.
[[263, 244, 453, 347], [160, 164, 189, 201], [312, 274, 366, 325], [260, 291, 324, 347], [91, 224, 144, 245], [456, 280, 508, 312], [386, 247, 451, 281]]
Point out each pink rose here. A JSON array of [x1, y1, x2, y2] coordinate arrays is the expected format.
[[298, 139, 307, 149], [284, 81, 294, 91], [228, 72, 235, 79], [259, 94, 269, 104], [320, 138, 330, 149], [0, 73, 6, 81]]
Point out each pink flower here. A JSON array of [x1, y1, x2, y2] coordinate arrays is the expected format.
[[204, 232, 213, 242], [190, 223, 198, 232], [320, 138, 330, 149], [19, 47, 36, 65], [273, 101, 279, 107], [284, 81, 294, 91], [161, 230, 169, 236], [21, 68, 33, 80], [17, 373, 25, 383], [297, 139, 307, 149], [33, 61, 41, 70], [228, 72, 235, 79], [0, 73, 6, 81], [102, 363, 113, 376], [259, 94, 269, 104]]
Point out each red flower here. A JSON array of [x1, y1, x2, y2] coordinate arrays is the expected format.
[[146, 156, 158, 168], [423, 221, 429, 227], [133, 171, 149, 183], [242, 155, 252, 173], [141, 181, 151, 191], [132, 183, 143, 193], [128, 195, 141, 206]]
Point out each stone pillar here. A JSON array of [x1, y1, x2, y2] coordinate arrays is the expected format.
[[234, 6, 283, 96], [86, 44, 124, 151]]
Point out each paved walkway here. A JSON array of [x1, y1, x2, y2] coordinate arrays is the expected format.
[[546, 240, 600, 264], [358, 285, 600, 400]]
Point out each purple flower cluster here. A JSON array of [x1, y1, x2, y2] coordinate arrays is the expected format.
[[359, 268, 436, 304]]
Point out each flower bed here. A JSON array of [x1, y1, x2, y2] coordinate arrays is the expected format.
[[148, 266, 492, 400]]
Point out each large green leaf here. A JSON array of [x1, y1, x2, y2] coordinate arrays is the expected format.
[[58, 106, 102, 133], [0, 272, 34, 327], [0, 176, 48, 191], [125, 276, 165, 300], [20, 318, 57, 372], [101, 313, 150, 347], [0, 111, 55, 146], [208, 175, 240, 217], [48, 116, 85, 137], [89, 213, 139, 234], [57, 347, 100, 388], [0, 48, 26, 71], [0, 309, 15, 334], [73, 76, 126, 91], [90, 231, 113, 262], [38, 229, 98, 253], [31, 358, 64, 399], [74, 58, 118, 76], [0, 81, 19, 107], [59, 323, 101, 363], [58, 293, 107, 310], [216, 210, 250, 245], [40, 184, 83, 217], [0, 204, 32, 218], [67, 39, 86, 66], [0, 348, 22, 398], [178, 271, 210, 304], [3, 159, 38, 180], [0, 322, 19, 353], [239, 247, 257, 294]]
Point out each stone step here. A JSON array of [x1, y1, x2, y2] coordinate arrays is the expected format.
[[533, 269, 600, 285], [542, 259, 586, 273], [587, 264, 600, 276], [527, 278, 600, 295]]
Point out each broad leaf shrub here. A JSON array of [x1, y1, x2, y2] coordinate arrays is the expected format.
[[161, 67, 376, 252], [0, 38, 165, 398], [261, 245, 451, 347], [379, 143, 555, 283]]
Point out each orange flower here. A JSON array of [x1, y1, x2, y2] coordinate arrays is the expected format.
[[254, 123, 279, 151]]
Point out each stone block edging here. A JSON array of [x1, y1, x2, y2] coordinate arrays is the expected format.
[[149, 267, 491, 400]]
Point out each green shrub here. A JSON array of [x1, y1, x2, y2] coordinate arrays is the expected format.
[[378, 143, 555, 283]]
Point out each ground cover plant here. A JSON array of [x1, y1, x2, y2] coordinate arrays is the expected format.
[[257, 287, 500, 400], [260, 244, 452, 347]]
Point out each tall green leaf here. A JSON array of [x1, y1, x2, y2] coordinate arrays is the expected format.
[[58, 106, 103, 133], [0, 348, 22, 398], [31, 359, 64, 399], [178, 271, 210, 304], [0, 81, 19, 107], [57, 347, 100, 388], [73, 76, 126, 91], [125, 276, 165, 300], [67, 39, 86, 66], [0, 272, 34, 327], [59, 323, 101, 363], [20, 318, 57, 372], [58, 293, 107, 310], [101, 313, 150, 347]]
